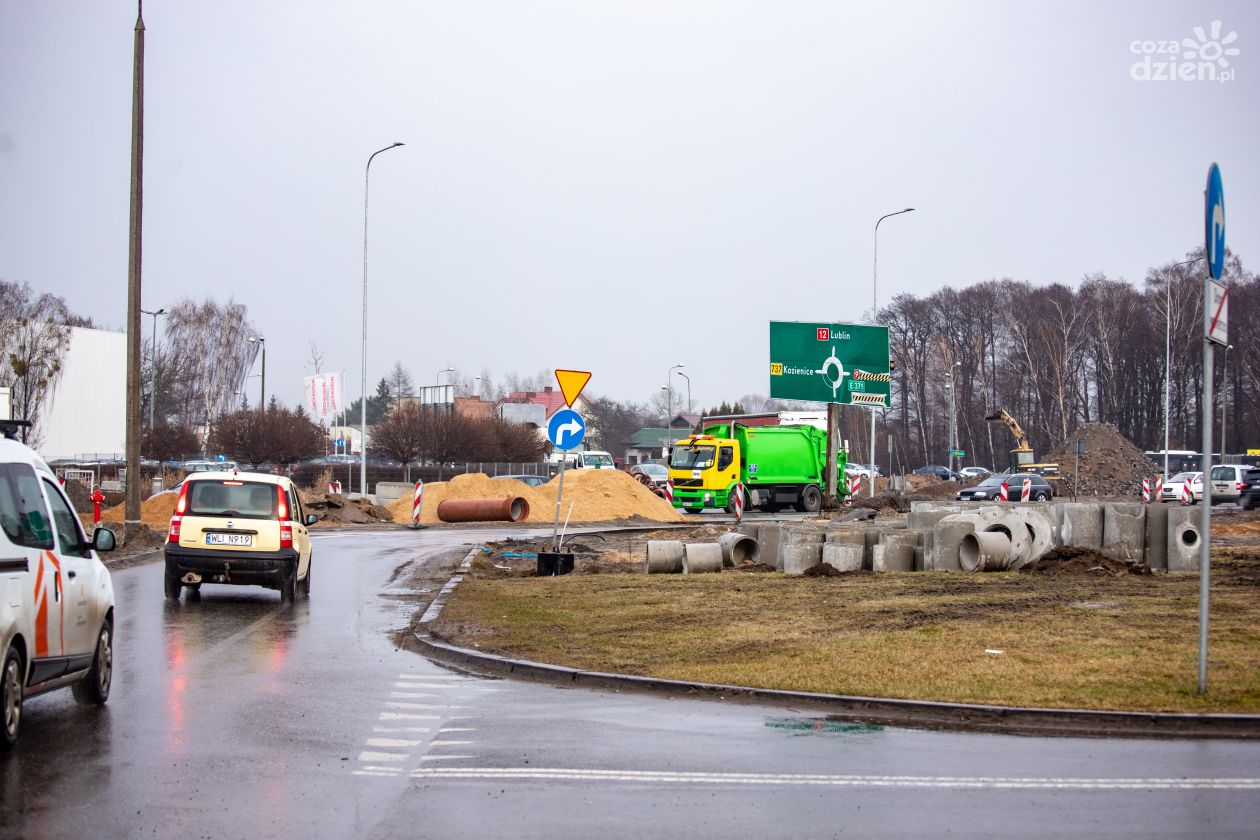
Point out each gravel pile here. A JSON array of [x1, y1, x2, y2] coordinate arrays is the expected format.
[[1044, 422, 1160, 497]]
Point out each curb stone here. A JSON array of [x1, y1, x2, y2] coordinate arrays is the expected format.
[[413, 557, 1260, 741]]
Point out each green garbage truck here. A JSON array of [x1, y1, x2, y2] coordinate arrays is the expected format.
[[667, 423, 848, 513]]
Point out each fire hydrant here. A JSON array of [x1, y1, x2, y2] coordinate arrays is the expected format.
[[91, 485, 105, 528]]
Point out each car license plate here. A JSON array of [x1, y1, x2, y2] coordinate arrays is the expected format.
[[206, 533, 251, 547]]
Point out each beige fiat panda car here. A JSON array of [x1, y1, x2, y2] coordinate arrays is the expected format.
[[163, 471, 315, 603]]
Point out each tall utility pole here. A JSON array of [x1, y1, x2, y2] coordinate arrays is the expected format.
[[870, 208, 915, 496], [124, 1, 146, 541]]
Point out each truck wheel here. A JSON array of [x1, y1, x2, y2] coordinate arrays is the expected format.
[[1, 645, 22, 751], [799, 485, 822, 513], [164, 569, 182, 600], [72, 621, 113, 706]]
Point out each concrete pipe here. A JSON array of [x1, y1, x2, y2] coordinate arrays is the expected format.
[[928, 519, 976, 572], [436, 496, 530, 523], [683, 543, 723, 574], [757, 523, 784, 571], [872, 544, 915, 572], [717, 532, 759, 567], [1056, 503, 1104, 550], [959, 530, 1013, 572], [645, 540, 685, 574], [782, 542, 823, 574], [1166, 506, 1201, 572], [1102, 503, 1146, 563], [826, 529, 870, 571], [822, 543, 863, 572]]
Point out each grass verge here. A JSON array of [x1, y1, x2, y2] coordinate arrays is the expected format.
[[430, 547, 1260, 713]]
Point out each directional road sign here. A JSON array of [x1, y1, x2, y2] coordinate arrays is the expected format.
[[1207, 278, 1229, 346], [547, 408, 586, 451], [1206, 163, 1226, 281], [769, 321, 891, 406]]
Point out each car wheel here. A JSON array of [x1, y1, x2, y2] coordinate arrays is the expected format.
[[1034, 492, 1049, 501], [798, 485, 822, 513], [164, 569, 182, 600], [72, 621, 113, 706], [279, 566, 298, 604], [298, 555, 312, 598], [1, 645, 22, 751]]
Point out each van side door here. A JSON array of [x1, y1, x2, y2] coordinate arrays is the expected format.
[[0, 463, 62, 684]]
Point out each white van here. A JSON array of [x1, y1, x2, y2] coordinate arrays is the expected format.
[[1, 421, 117, 750], [547, 450, 617, 470]]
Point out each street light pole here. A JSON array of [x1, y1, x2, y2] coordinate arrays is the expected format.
[[1222, 343, 1233, 461], [436, 366, 455, 385], [248, 336, 266, 411], [667, 362, 684, 429], [1163, 256, 1204, 478], [141, 306, 164, 430], [360, 141, 404, 497], [676, 370, 691, 414], [871, 207, 915, 496]]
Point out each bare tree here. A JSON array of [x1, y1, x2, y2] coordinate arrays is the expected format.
[[0, 280, 73, 445], [164, 298, 259, 429]]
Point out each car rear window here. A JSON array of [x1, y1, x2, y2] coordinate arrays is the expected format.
[[187, 480, 277, 519], [1211, 466, 1236, 481]]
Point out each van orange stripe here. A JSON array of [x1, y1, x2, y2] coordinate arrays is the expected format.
[[33, 554, 48, 658], [46, 552, 64, 656]]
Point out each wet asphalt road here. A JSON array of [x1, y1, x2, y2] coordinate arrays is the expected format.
[[2, 528, 1259, 839]]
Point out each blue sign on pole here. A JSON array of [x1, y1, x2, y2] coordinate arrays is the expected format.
[[547, 408, 586, 451], [1206, 162, 1226, 280], [335, 438, 345, 450]]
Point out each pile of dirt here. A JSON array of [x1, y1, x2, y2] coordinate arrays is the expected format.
[[301, 491, 395, 525], [63, 479, 92, 511], [803, 562, 844, 577], [389, 471, 684, 525], [1044, 422, 1159, 497], [1214, 520, 1260, 537], [1020, 545, 1152, 576], [98, 492, 178, 530]]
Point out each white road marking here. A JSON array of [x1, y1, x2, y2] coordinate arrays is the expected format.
[[366, 738, 425, 748], [373, 726, 433, 734], [353, 770, 400, 777], [409, 768, 1260, 790], [390, 691, 440, 699], [394, 683, 462, 690], [357, 751, 409, 763], [379, 712, 441, 721], [439, 727, 476, 733], [429, 740, 473, 747], [386, 702, 464, 710]]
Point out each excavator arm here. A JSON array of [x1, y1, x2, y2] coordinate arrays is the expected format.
[[984, 408, 1033, 453]]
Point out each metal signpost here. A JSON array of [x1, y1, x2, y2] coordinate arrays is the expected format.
[[1199, 162, 1226, 694], [770, 322, 891, 502], [548, 370, 592, 551]]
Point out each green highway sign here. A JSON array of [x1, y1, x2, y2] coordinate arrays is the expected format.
[[952, 450, 965, 458], [769, 321, 891, 406]]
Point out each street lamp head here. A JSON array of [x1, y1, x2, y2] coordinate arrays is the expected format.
[[248, 336, 264, 344], [392, 142, 404, 148], [905, 207, 915, 212]]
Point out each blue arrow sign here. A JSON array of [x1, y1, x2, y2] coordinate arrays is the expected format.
[[547, 408, 586, 451], [1206, 162, 1226, 280]]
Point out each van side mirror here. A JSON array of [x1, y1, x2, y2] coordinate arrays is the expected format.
[[92, 527, 117, 552]]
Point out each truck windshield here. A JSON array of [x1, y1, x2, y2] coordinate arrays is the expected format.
[[671, 445, 715, 469]]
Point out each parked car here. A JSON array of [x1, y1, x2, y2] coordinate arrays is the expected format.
[[959, 466, 992, 480], [1161, 471, 1203, 504], [182, 459, 239, 473], [956, 472, 1053, 502], [1209, 464, 1253, 504], [494, 474, 548, 488], [914, 465, 962, 481], [163, 471, 317, 603], [1, 421, 117, 750], [1239, 468, 1260, 511], [629, 463, 669, 492]]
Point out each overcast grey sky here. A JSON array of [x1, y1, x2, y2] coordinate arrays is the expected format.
[[2, 1, 1256, 413]]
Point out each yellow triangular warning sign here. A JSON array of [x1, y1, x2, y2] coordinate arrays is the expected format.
[[555, 369, 591, 407]]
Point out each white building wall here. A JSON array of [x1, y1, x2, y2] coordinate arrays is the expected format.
[[39, 327, 127, 461]]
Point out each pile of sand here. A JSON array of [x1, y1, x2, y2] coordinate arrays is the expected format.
[[390, 470, 684, 525], [98, 492, 178, 529], [1214, 520, 1260, 537]]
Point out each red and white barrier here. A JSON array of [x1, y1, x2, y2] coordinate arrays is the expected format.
[[1180, 480, 1192, 505], [412, 479, 424, 525], [999, 481, 1009, 502], [665, 478, 674, 506], [1141, 478, 1151, 503], [732, 483, 744, 522], [1154, 474, 1164, 499], [1021, 479, 1032, 502], [328, 479, 342, 494]]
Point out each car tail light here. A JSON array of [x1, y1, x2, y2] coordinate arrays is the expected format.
[[278, 485, 293, 548], [280, 523, 293, 549], [1237, 481, 1246, 491], [277, 485, 289, 521], [168, 482, 191, 543]]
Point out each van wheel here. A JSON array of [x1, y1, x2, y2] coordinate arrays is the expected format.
[[72, 621, 112, 706], [164, 569, 182, 600], [1, 645, 23, 751], [798, 485, 822, 513]]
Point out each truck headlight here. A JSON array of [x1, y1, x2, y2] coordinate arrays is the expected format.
[[704, 493, 712, 503]]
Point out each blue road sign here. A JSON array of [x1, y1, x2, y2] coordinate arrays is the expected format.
[[547, 408, 586, 451], [1206, 163, 1226, 280], [335, 438, 345, 450]]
